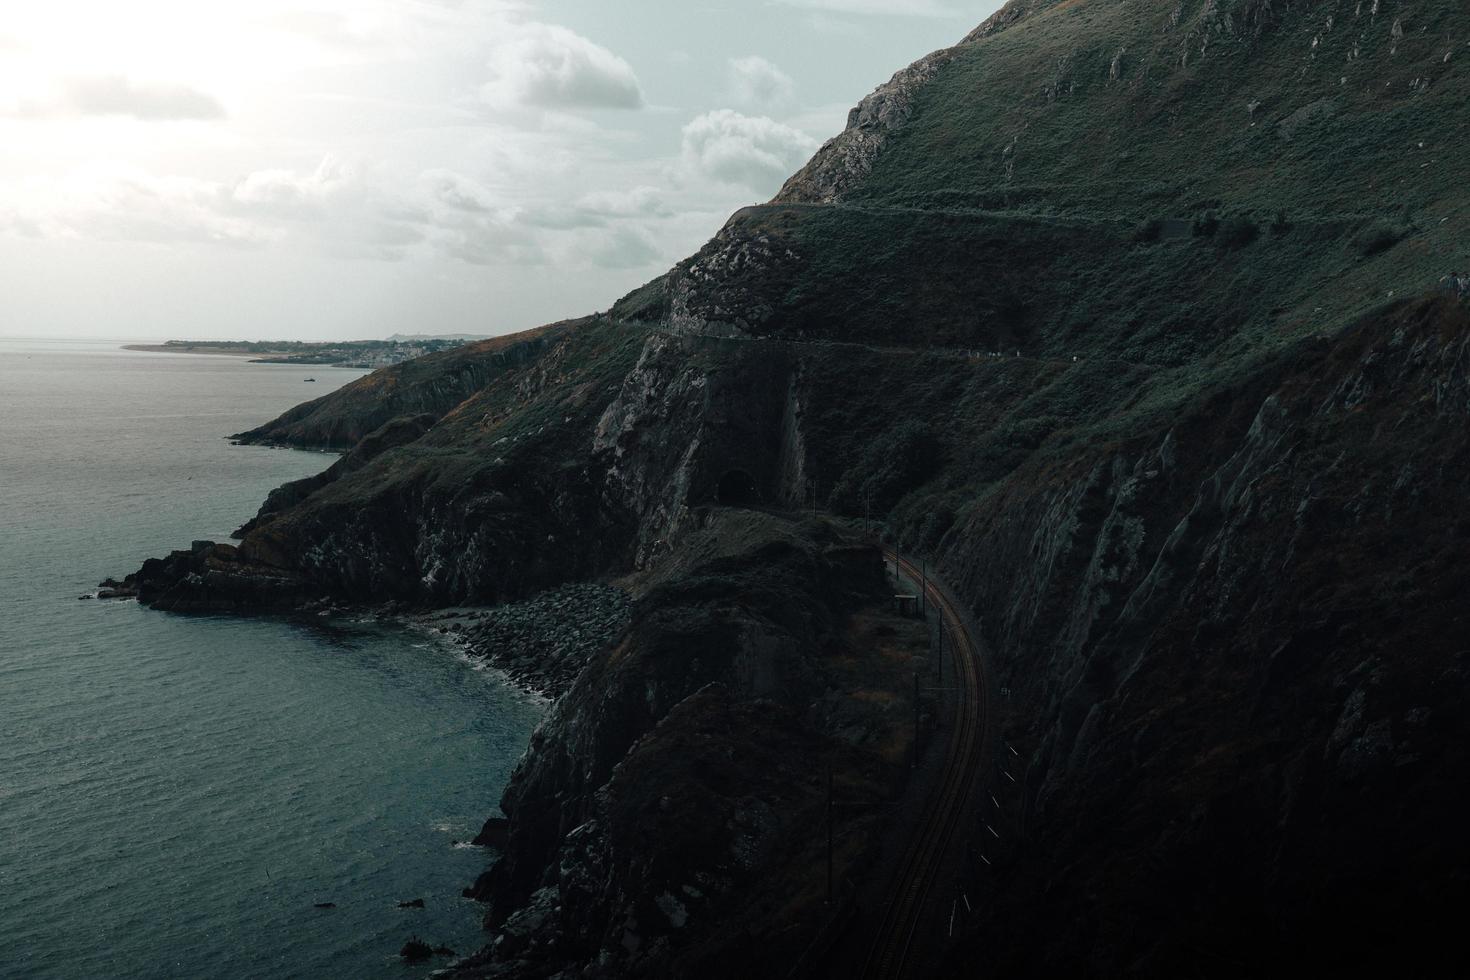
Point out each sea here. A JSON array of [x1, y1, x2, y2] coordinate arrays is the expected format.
[[0, 339, 543, 979]]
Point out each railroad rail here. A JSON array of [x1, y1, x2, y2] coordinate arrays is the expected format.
[[860, 549, 988, 979]]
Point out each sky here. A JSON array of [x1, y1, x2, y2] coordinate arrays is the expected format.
[[0, 1, 1003, 341]]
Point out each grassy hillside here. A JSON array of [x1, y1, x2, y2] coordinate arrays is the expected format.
[[233, 320, 574, 449], [661, 0, 1465, 365]]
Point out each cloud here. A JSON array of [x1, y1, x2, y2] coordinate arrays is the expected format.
[[481, 24, 643, 110], [679, 110, 817, 192], [408, 168, 541, 265], [523, 184, 670, 231], [563, 224, 664, 270], [576, 186, 671, 219], [228, 158, 351, 220], [0, 171, 266, 246], [728, 56, 795, 111], [0, 158, 544, 264], [51, 75, 225, 121], [227, 161, 532, 263], [772, 0, 960, 14]]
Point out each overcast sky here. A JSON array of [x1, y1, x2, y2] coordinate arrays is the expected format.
[[0, 1, 1002, 341]]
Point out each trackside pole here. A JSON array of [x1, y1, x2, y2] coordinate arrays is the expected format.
[[937, 621, 944, 680]]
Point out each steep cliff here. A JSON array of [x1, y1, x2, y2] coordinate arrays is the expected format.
[[121, 0, 1470, 975], [457, 515, 925, 978], [939, 295, 1470, 976]]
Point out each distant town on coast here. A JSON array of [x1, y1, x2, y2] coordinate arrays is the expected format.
[[123, 334, 490, 369]]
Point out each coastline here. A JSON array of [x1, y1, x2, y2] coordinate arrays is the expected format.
[[122, 344, 259, 357], [411, 583, 632, 700]]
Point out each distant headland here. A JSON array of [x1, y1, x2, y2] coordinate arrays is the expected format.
[[123, 336, 490, 370]]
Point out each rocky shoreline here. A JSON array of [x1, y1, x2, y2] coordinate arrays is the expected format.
[[417, 584, 633, 699]]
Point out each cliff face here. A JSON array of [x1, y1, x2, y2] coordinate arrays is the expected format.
[[122, 0, 1470, 974], [941, 296, 1470, 975], [459, 515, 919, 979]]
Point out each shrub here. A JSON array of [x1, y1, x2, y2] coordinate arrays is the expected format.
[[829, 420, 945, 517], [1133, 218, 1164, 244], [1351, 220, 1410, 259], [1217, 216, 1260, 250], [1192, 210, 1220, 238]]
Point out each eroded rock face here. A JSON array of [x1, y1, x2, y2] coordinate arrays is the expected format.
[[774, 48, 956, 205], [666, 222, 803, 337], [593, 334, 809, 565], [456, 520, 891, 978]]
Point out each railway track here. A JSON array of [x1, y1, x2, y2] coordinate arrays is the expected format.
[[860, 550, 988, 980]]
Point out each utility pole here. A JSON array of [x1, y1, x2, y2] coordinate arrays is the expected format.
[[825, 762, 834, 904], [921, 559, 928, 617], [937, 621, 944, 680]]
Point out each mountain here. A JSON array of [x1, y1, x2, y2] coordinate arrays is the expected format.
[[120, 1, 1470, 976]]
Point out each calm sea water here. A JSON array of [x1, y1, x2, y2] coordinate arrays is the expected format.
[[0, 340, 541, 979]]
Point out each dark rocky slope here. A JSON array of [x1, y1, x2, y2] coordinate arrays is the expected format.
[[455, 515, 922, 978], [233, 320, 572, 450], [941, 294, 1470, 977], [118, 0, 1470, 975]]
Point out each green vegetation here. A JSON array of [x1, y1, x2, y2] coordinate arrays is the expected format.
[[828, 419, 944, 516], [236, 0, 1470, 582], [1351, 217, 1414, 258], [634, 0, 1470, 550]]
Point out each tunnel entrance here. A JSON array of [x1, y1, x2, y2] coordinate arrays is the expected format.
[[716, 469, 760, 507]]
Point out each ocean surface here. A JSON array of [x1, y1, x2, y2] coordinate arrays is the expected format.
[[0, 339, 542, 979]]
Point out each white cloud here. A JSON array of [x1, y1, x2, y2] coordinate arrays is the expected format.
[[678, 110, 817, 192], [0, 158, 542, 264], [18, 75, 225, 121], [576, 186, 670, 219], [522, 184, 670, 231], [728, 56, 795, 111], [409, 168, 538, 265], [1, 170, 265, 246], [229, 158, 350, 219], [481, 23, 643, 110], [560, 223, 664, 270]]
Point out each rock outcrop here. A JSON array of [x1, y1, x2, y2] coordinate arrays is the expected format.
[[774, 48, 957, 205], [455, 515, 914, 979], [432, 583, 632, 697]]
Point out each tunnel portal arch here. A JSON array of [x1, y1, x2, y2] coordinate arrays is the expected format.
[[716, 469, 760, 507]]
